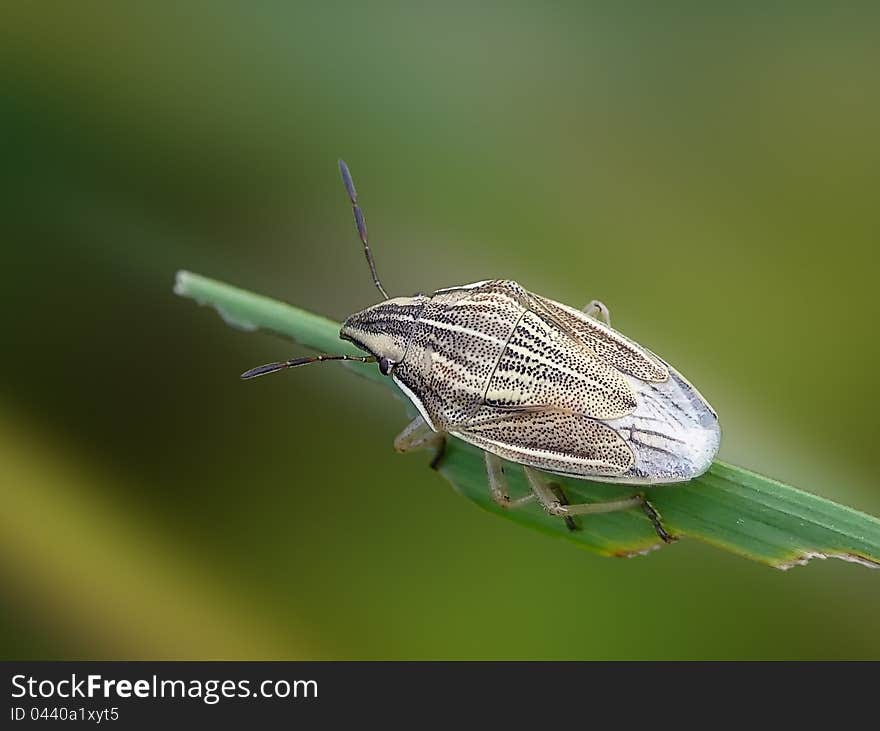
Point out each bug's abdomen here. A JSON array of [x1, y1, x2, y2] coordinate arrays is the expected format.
[[484, 310, 637, 419]]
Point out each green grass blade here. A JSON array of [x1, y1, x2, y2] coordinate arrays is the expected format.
[[175, 271, 880, 570]]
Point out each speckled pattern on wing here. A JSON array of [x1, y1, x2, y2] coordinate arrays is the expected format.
[[530, 295, 669, 383], [456, 405, 635, 475], [485, 309, 637, 419]]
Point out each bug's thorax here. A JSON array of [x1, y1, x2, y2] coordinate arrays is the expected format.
[[390, 282, 532, 427], [339, 295, 429, 364]]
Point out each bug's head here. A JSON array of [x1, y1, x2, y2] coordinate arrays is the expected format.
[[340, 296, 429, 376]]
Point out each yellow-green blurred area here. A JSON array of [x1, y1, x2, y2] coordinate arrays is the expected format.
[[1, 3, 878, 659]]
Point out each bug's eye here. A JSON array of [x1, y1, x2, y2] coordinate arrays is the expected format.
[[378, 357, 395, 376]]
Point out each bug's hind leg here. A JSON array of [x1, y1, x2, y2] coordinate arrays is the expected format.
[[394, 416, 447, 470], [523, 467, 675, 543], [582, 299, 611, 326], [485, 452, 536, 510], [638, 498, 674, 544]]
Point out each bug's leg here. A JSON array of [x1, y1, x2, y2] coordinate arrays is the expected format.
[[638, 497, 675, 544], [547, 482, 580, 532], [523, 467, 675, 543], [485, 452, 536, 510], [428, 439, 448, 470], [394, 416, 447, 470], [582, 299, 611, 326]]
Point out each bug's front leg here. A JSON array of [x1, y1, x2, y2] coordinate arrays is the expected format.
[[582, 299, 611, 326], [394, 416, 447, 470], [523, 467, 675, 543]]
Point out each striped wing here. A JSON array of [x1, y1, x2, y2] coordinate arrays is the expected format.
[[525, 294, 721, 481], [483, 308, 638, 419], [450, 405, 635, 477], [460, 281, 719, 483], [528, 294, 669, 383]]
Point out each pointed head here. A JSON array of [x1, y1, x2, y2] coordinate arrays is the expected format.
[[340, 295, 429, 375]]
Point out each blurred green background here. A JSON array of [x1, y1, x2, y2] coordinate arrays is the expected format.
[[1, 3, 878, 659]]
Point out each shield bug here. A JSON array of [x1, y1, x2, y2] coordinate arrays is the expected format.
[[242, 160, 721, 542]]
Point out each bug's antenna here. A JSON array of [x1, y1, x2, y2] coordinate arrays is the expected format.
[[241, 354, 376, 380], [338, 159, 389, 300]]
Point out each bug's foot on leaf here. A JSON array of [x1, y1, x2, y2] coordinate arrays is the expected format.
[[639, 495, 676, 544], [549, 482, 580, 532], [543, 500, 568, 517], [542, 498, 581, 532], [429, 437, 447, 471]]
